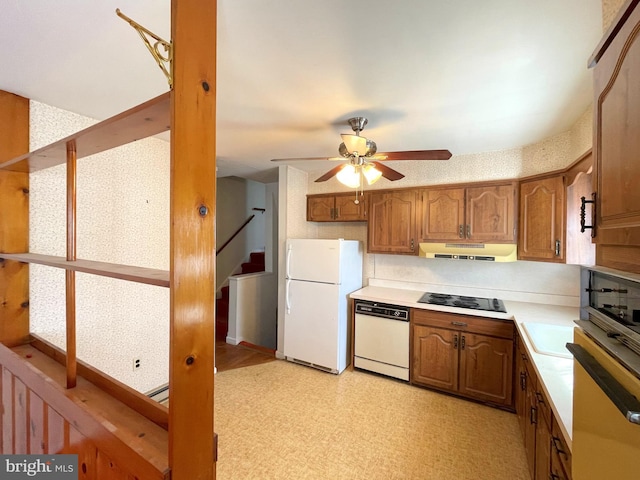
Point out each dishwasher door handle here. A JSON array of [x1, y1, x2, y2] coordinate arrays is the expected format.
[[566, 342, 640, 425]]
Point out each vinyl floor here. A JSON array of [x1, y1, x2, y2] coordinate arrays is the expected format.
[[214, 360, 529, 480]]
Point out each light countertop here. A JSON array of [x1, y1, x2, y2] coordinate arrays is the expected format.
[[350, 285, 578, 450]]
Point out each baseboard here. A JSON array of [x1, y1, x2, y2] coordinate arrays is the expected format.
[[225, 335, 240, 346], [275, 350, 285, 360]]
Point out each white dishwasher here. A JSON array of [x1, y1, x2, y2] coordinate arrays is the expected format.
[[354, 300, 410, 381]]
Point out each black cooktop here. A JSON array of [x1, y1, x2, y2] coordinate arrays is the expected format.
[[417, 292, 507, 313]]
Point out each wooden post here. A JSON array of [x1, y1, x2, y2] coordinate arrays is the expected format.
[[0, 91, 30, 347], [65, 140, 77, 388], [169, 1, 217, 478]]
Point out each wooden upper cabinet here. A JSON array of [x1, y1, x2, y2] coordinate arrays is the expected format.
[[334, 193, 366, 221], [307, 193, 366, 222], [419, 182, 517, 243], [419, 188, 465, 241], [466, 183, 517, 243], [518, 175, 566, 262], [591, 1, 640, 271], [307, 195, 334, 221], [368, 190, 416, 254]]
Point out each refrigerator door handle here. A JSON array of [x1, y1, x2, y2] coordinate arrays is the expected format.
[[286, 243, 292, 279], [286, 278, 291, 314]]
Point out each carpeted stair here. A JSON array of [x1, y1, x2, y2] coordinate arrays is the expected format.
[[216, 251, 265, 341]]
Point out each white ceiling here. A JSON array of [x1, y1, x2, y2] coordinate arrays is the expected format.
[[0, 1, 603, 183]]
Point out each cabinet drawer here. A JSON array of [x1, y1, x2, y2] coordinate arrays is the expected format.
[[412, 309, 514, 339], [551, 416, 572, 480]]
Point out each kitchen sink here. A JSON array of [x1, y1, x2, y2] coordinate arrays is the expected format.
[[521, 322, 574, 359]]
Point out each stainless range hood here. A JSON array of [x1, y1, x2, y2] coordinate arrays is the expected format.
[[419, 243, 517, 262]]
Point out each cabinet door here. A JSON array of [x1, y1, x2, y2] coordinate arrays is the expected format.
[[594, 3, 640, 244], [411, 325, 458, 392], [307, 196, 335, 221], [418, 188, 465, 241], [466, 184, 517, 242], [535, 414, 552, 480], [458, 333, 514, 406], [334, 193, 366, 221], [525, 374, 538, 480], [519, 176, 565, 262], [515, 338, 528, 439], [368, 191, 416, 254]]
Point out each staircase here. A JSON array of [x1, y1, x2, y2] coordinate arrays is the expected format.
[[216, 251, 265, 341]]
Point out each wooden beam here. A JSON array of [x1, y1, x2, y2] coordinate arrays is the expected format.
[[168, 0, 217, 479], [65, 141, 77, 389], [0, 91, 30, 347]]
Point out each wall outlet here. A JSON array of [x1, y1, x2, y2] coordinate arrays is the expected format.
[[133, 358, 141, 371]]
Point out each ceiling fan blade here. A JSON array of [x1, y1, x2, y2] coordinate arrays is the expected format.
[[315, 164, 348, 182], [271, 157, 332, 162], [376, 149, 452, 161], [370, 161, 405, 181]]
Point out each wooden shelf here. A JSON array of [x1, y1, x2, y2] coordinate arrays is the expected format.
[[0, 252, 169, 287], [0, 92, 170, 173]]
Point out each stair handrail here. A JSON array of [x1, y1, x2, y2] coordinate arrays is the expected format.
[[216, 208, 265, 256]]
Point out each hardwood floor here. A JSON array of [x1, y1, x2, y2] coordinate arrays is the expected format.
[[155, 341, 276, 406], [215, 340, 276, 372]]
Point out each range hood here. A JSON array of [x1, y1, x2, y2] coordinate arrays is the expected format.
[[419, 243, 517, 262]]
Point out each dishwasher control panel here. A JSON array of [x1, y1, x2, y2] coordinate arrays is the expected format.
[[354, 300, 409, 321]]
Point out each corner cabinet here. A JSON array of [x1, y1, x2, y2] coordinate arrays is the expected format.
[[307, 192, 367, 222], [367, 190, 417, 254], [418, 182, 518, 243], [591, 0, 640, 272], [411, 309, 514, 408]]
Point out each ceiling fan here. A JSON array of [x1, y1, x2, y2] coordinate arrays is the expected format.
[[271, 116, 452, 190]]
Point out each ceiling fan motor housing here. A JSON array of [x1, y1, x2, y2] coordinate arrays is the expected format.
[[338, 139, 377, 158]]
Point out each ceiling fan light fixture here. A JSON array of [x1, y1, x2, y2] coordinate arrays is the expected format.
[[341, 134, 368, 156], [362, 163, 383, 185], [336, 164, 361, 188]]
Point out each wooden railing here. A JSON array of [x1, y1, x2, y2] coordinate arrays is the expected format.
[[216, 207, 265, 256]]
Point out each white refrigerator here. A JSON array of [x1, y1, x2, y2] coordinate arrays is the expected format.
[[284, 238, 363, 374]]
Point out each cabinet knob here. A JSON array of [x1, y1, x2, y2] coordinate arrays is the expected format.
[[410, 238, 415, 251], [461, 335, 466, 350], [466, 224, 471, 238], [459, 225, 464, 238], [453, 334, 459, 349]]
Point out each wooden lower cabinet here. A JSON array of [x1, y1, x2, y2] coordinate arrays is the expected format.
[[412, 325, 459, 391], [458, 333, 513, 405], [411, 310, 514, 408], [516, 333, 572, 480]]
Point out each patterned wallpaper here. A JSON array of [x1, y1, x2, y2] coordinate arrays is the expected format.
[[29, 101, 170, 394]]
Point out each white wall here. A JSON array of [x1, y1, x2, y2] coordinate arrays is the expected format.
[[216, 176, 267, 288], [29, 101, 170, 394], [227, 272, 277, 349]]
